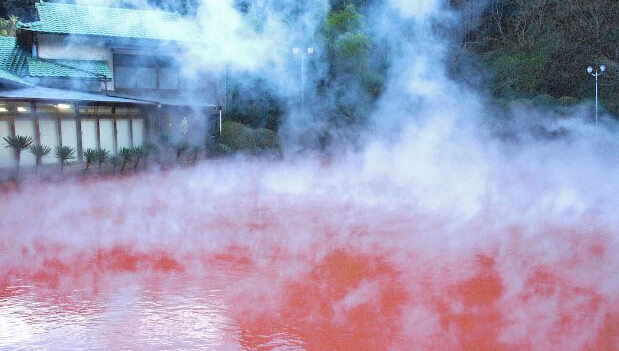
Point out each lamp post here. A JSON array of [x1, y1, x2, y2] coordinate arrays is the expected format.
[[587, 65, 606, 125], [293, 46, 314, 113]]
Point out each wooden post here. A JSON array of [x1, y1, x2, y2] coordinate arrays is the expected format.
[[113, 118, 118, 154], [76, 117, 83, 162], [57, 117, 62, 147], [129, 118, 134, 148], [9, 116, 15, 137], [143, 113, 151, 142], [96, 117, 101, 149]]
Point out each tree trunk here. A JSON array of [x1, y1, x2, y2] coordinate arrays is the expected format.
[[14, 150, 20, 180]]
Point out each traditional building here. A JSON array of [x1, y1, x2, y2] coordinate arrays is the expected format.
[[0, 1, 222, 169]]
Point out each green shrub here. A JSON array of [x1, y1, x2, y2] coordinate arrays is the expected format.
[[558, 96, 579, 107], [253, 128, 281, 151], [532, 94, 556, 107], [511, 99, 533, 108], [213, 143, 233, 155], [218, 121, 256, 151]]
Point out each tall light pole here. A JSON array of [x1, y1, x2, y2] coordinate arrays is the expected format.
[[587, 65, 606, 125], [293, 46, 314, 113]]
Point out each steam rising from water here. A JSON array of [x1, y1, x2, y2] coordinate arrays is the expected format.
[[2, 147, 619, 349], [2, 0, 619, 350]]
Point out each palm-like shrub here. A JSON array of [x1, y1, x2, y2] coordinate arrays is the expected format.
[[189, 146, 201, 163], [159, 134, 171, 145], [119, 147, 133, 172], [142, 141, 157, 167], [174, 140, 190, 161], [54, 145, 75, 172], [29, 144, 52, 170], [109, 155, 121, 172], [83, 148, 97, 172], [95, 149, 110, 172], [132, 146, 146, 169], [3, 135, 34, 178]]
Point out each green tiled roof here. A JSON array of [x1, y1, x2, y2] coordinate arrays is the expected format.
[[0, 36, 28, 76], [0, 68, 31, 86], [0, 36, 111, 80], [17, 1, 199, 42], [27, 57, 111, 79]]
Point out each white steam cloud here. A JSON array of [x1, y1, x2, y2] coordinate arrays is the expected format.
[[1, 0, 619, 350]]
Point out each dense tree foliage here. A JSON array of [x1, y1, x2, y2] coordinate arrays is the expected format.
[[225, 76, 284, 131], [455, 0, 619, 114], [315, 4, 385, 127], [0, 0, 38, 22]]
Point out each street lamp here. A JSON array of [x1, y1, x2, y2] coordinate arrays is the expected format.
[[587, 64, 606, 125], [293, 46, 314, 113]]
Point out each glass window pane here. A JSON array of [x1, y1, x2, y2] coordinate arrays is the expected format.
[[135, 68, 157, 89], [115, 66, 137, 89], [159, 69, 179, 90]]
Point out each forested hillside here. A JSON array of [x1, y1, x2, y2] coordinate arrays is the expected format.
[[2, 0, 618, 119], [454, 0, 618, 114]]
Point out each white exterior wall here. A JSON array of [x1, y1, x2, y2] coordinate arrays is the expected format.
[[116, 120, 131, 149], [14, 120, 36, 166], [99, 119, 114, 153], [60, 119, 78, 152], [37, 34, 112, 63], [0, 121, 12, 167], [81, 119, 98, 151], [37, 34, 115, 91], [132, 119, 144, 146], [39, 119, 59, 164]]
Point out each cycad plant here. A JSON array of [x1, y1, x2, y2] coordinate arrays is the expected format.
[[174, 140, 190, 161], [29, 144, 51, 172], [189, 145, 201, 164], [109, 155, 121, 172], [95, 148, 110, 172], [159, 133, 171, 162], [142, 141, 157, 167], [119, 147, 133, 172], [3, 135, 34, 179], [83, 148, 97, 172], [132, 146, 145, 169], [54, 145, 75, 172]]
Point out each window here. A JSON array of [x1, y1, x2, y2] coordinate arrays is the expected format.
[[113, 54, 179, 90]]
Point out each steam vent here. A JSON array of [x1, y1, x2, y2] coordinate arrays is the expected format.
[[0, 1, 221, 171]]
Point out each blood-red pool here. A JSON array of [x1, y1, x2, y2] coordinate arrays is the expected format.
[[0, 164, 617, 350]]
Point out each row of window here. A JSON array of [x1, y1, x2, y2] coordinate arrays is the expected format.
[[113, 54, 180, 91], [0, 117, 144, 167], [0, 102, 142, 115]]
